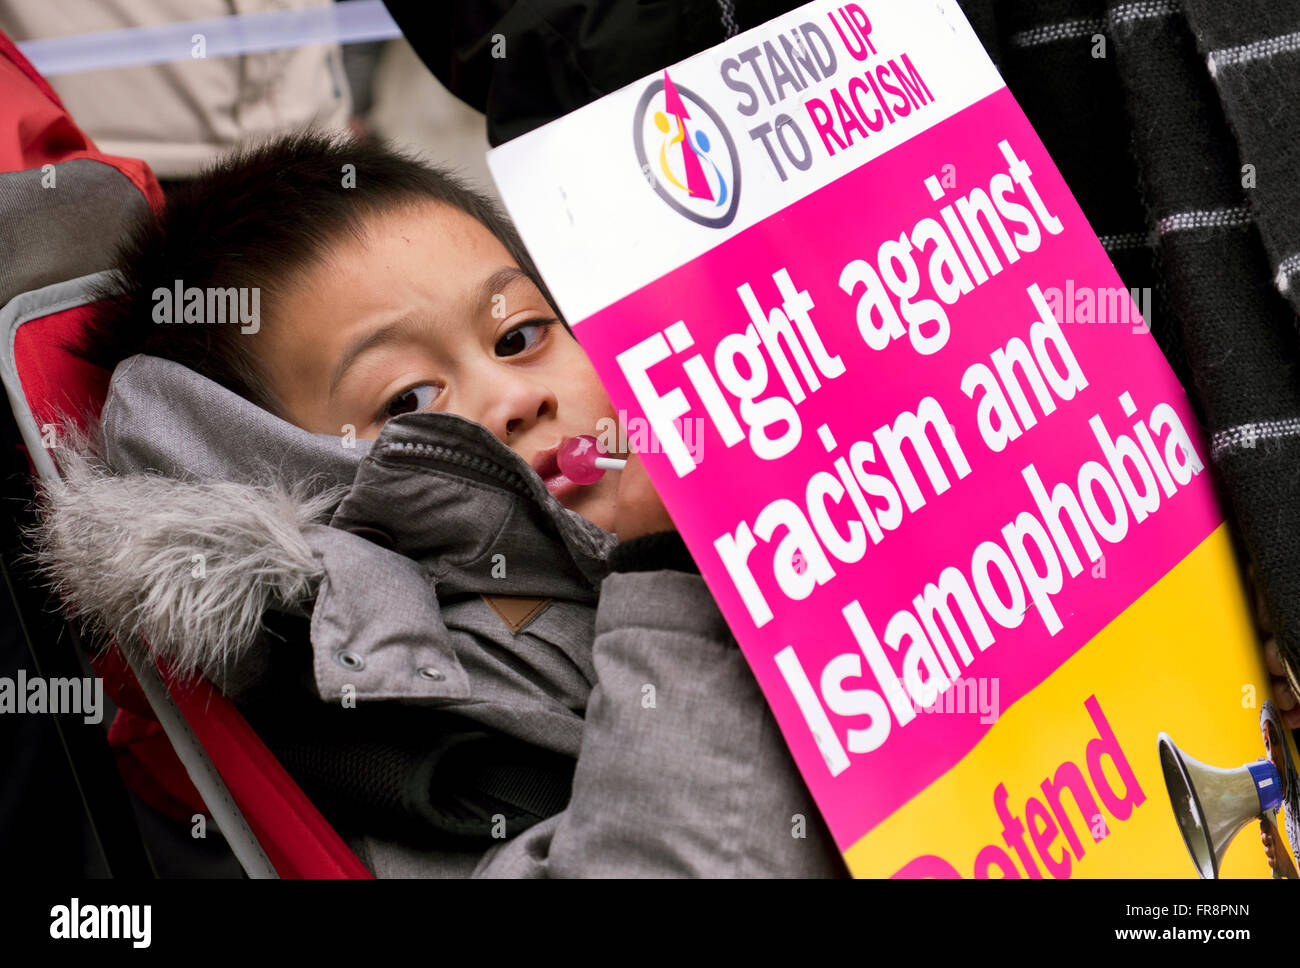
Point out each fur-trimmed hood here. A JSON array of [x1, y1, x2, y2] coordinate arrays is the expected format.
[[29, 354, 617, 698]]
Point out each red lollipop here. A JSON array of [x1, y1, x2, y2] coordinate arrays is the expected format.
[[558, 434, 626, 484]]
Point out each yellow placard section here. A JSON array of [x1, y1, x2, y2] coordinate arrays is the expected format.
[[845, 523, 1295, 878]]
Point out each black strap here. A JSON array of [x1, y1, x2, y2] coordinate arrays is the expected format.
[[411, 728, 576, 840], [237, 612, 575, 848], [242, 697, 576, 848]]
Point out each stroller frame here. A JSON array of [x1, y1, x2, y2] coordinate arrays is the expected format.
[[2, 277, 277, 877]]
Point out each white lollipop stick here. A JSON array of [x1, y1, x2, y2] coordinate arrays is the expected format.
[[594, 456, 626, 471]]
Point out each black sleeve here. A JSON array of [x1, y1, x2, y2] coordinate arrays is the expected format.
[[605, 529, 700, 574], [381, 0, 801, 146], [381, 0, 1005, 145]]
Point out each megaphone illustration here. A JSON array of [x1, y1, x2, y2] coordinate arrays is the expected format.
[[1157, 732, 1284, 878]]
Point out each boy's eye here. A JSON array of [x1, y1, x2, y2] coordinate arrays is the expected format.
[[495, 319, 556, 357], [385, 383, 441, 418]]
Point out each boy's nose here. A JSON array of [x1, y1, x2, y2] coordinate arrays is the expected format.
[[479, 374, 558, 446]]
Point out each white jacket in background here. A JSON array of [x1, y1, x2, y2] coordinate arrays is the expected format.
[[0, 0, 352, 178]]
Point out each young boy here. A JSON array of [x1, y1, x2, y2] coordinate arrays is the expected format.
[[39, 132, 848, 877]]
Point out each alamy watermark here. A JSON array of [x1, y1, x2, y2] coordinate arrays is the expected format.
[[50, 899, 150, 948], [1041, 281, 1151, 335], [152, 281, 260, 334], [911, 675, 1000, 725], [595, 411, 706, 462], [1, 671, 103, 724]]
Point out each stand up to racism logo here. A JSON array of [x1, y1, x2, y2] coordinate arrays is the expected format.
[[633, 69, 741, 228]]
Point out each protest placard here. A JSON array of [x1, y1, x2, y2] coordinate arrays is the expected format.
[[488, 0, 1295, 877]]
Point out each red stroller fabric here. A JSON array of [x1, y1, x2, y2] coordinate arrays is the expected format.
[[0, 27, 371, 878]]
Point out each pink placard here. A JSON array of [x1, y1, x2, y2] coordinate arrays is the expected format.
[[570, 86, 1219, 850]]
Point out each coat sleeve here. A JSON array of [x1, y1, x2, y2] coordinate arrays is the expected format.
[[381, 0, 732, 146], [381, 0, 1002, 147], [472, 533, 848, 877]]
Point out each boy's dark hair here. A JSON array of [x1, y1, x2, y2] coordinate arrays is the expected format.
[[73, 131, 559, 417]]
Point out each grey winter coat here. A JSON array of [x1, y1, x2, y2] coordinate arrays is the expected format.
[[35, 352, 847, 877]]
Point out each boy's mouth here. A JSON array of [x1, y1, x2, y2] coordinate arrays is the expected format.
[[529, 446, 580, 503]]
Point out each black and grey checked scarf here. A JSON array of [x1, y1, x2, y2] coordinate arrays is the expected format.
[[963, 0, 1300, 697]]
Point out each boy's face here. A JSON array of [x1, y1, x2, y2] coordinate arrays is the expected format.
[[255, 201, 625, 532]]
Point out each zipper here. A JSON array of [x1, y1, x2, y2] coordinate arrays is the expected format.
[[379, 440, 537, 502], [376, 438, 616, 575]]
